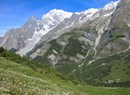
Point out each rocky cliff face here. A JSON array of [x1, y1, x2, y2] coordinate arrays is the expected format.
[[97, 0, 130, 57], [0, 16, 38, 50], [0, 10, 72, 55]]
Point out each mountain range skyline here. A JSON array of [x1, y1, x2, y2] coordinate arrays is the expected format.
[[0, 0, 118, 36]]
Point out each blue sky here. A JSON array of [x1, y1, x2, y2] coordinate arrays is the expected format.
[[0, 0, 118, 36]]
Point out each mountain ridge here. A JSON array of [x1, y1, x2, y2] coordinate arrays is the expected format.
[[0, 0, 119, 56]]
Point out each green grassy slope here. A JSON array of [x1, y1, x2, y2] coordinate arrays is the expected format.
[[0, 47, 130, 95], [1, 57, 130, 95], [0, 48, 84, 94], [68, 49, 130, 87], [0, 57, 82, 95]]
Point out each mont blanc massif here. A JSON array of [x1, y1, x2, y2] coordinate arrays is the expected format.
[[0, 0, 130, 95]]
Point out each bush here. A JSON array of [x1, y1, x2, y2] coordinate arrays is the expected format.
[[0, 47, 5, 55]]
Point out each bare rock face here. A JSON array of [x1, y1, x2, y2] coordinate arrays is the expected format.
[[96, 0, 130, 57], [108, 0, 130, 29], [0, 16, 37, 50]]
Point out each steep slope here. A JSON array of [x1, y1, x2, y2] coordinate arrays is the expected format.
[[0, 48, 84, 95], [0, 57, 78, 95], [0, 9, 72, 56], [28, 1, 118, 64], [58, 0, 130, 86], [0, 17, 38, 51], [17, 9, 72, 56], [69, 49, 130, 86], [96, 0, 130, 57]]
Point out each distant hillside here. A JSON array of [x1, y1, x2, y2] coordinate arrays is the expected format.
[[56, 48, 130, 86]]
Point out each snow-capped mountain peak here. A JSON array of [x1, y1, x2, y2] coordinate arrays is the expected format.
[[83, 8, 99, 14], [17, 9, 73, 56], [42, 9, 73, 21], [29, 16, 36, 21], [103, 0, 119, 11], [0, 0, 121, 57]]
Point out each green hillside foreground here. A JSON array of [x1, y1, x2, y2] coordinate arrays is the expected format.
[[0, 48, 130, 95], [0, 57, 82, 95]]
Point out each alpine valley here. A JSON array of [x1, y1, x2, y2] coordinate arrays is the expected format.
[[0, 0, 130, 94]]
